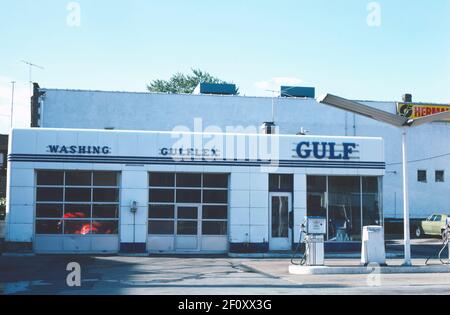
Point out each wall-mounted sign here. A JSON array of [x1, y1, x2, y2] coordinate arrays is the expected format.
[[46, 145, 111, 155], [159, 147, 220, 158], [295, 142, 358, 160], [397, 103, 450, 121]]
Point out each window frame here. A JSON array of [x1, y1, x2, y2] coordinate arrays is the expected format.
[[148, 172, 229, 237], [307, 175, 383, 242], [435, 170, 445, 183], [417, 170, 427, 183], [35, 170, 120, 236]]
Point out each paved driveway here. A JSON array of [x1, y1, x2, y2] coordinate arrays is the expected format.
[[1, 255, 450, 295]]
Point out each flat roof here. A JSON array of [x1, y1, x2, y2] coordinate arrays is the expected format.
[[11, 127, 384, 141], [39, 87, 400, 104]]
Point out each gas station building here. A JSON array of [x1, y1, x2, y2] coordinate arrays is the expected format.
[[5, 127, 384, 254], [5, 82, 450, 254]]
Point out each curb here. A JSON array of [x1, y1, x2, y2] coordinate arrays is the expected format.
[[289, 264, 450, 275], [229, 253, 403, 259]]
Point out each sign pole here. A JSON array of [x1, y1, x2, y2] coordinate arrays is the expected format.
[[402, 128, 412, 266]]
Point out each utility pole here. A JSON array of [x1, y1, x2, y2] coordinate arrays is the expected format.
[[10, 81, 15, 129], [401, 128, 411, 265]]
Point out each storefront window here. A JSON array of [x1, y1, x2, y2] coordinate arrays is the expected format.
[[306, 175, 382, 242], [307, 176, 327, 218], [328, 177, 361, 242], [362, 177, 382, 226]]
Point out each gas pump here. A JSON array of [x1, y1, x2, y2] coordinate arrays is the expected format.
[[425, 217, 450, 265], [291, 217, 327, 266]]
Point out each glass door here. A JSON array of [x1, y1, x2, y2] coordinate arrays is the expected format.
[[175, 205, 200, 251], [269, 193, 292, 251]]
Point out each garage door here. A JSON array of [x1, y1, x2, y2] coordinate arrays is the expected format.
[[147, 173, 229, 253], [34, 170, 120, 253]]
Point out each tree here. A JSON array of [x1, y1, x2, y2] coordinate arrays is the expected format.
[[147, 69, 238, 94]]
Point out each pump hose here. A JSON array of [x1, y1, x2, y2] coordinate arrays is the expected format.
[[425, 234, 449, 266], [291, 229, 309, 266], [438, 239, 450, 265]]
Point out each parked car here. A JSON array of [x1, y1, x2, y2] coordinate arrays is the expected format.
[[415, 214, 449, 239]]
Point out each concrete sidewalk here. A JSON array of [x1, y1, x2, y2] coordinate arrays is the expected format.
[[243, 258, 450, 276], [289, 259, 450, 275]]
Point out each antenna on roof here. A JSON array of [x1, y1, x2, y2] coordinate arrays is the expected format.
[[21, 60, 44, 98], [265, 89, 280, 123]]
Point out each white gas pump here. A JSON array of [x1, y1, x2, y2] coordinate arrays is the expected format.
[[291, 217, 327, 266], [361, 226, 386, 266]]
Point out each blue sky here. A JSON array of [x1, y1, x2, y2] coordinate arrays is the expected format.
[[1, 0, 450, 131]]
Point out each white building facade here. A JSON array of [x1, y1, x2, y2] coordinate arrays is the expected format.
[[30, 85, 450, 222], [5, 128, 384, 254]]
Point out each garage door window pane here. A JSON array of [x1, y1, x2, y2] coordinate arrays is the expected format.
[[93, 205, 119, 218], [92, 220, 118, 235], [176, 189, 201, 203], [178, 207, 198, 219], [36, 188, 63, 202], [150, 173, 175, 187], [177, 221, 197, 235], [64, 220, 91, 235], [203, 174, 228, 188], [203, 190, 228, 204], [93, 188, 118, 202], [66, 188, 91, 202], [149, 220, 174, 235], [149, 189, 174, 203], [94, 172, 118, 186], [37, 171, 64, 186], [66, 172, 91, 186], [203, 206, 227, 220], [149, 205, 174, 219], [64, 204, 91, 219], [36, 220, 62, 234], [202, 221, 227, 236], [36, 204, 63, 218], [176, 174, 201, 187]]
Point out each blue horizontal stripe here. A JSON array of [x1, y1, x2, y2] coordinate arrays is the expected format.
[[8, 154, 386, 170]]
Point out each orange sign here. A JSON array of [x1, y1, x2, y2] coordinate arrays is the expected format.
[[397, 103, 450, 121]]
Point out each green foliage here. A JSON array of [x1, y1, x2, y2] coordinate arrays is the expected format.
[[147, 68, 238, 94]]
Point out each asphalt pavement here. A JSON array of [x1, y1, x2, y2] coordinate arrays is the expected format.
[[0, 238, 448, 295]]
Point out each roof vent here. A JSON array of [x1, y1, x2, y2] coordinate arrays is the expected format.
[[280, 86, 315, 98], [261, 122, 277, 135], [193, 83, 237, 96], [296, 127, 309, 136]]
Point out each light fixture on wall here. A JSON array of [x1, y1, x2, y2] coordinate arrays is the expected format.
[[130, 201, 138, 213], [130, 201, 138, 244]]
